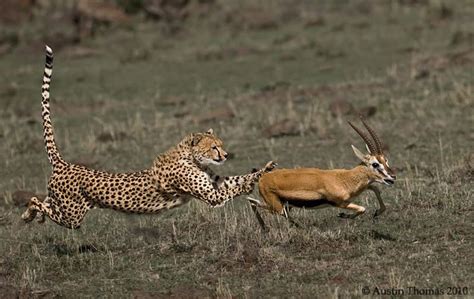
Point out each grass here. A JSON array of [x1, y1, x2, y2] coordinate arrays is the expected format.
[[0, 0, 473, 297]]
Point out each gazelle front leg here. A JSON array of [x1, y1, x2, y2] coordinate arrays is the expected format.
[[368, 185, 385, 217], [338, 203, 366, 219]]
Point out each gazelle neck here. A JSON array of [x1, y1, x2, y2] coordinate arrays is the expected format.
[[341, 165, 374, 195], [353, 164, 376, 182]]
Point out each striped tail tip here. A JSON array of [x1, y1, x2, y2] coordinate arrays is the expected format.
[[45, 45, 53, 54]]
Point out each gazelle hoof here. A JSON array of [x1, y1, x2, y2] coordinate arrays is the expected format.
[[373, 209, 385, 218]]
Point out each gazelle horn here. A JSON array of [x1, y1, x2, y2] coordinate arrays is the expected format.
[[360, 117, 383, 154], [348, 120, 377, 154]]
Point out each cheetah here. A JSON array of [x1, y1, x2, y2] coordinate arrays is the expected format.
[[21, 46, 277, 229]]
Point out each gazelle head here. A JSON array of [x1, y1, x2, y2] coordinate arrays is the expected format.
[[348, 118, 396, 186]]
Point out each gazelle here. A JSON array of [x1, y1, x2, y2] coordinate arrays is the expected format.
[[248, 118, 396, 230]]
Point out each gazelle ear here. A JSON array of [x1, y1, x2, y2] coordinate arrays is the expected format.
[[351, 145, 366, 161], [365, 143, 372, 154], [206, 128, 214, 135]]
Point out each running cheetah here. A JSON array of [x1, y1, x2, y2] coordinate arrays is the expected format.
[[21, 46, 276, 229]]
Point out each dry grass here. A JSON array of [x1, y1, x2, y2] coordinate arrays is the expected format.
[[0, 0, 473, 297]]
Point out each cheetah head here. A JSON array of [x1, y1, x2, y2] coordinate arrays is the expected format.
[[191, 128, 228, 166]]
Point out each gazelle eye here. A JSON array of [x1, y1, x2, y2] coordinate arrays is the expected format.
[[372, 162, 379, 168]]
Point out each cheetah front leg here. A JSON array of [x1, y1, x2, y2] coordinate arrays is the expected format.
[[202, 166, 224, 188], [35, 196, 52, 223], [177, 161, 277, 207]]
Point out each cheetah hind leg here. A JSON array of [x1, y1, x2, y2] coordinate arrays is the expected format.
[[36, 196, 51, 223], [21, 196, 51, 224]]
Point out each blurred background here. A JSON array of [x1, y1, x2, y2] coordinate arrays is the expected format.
[[0, 0, 472, 297]]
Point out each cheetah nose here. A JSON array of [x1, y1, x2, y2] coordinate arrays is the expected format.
[[223, 153, 229, 159]]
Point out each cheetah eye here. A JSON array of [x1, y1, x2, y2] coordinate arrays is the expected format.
[[372, 162, 379, 168], [212, 145, 218, 150]]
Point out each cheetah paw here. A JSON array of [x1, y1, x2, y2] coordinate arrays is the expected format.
[[21, 209, 36, 223], [264, 161, 278, 172]]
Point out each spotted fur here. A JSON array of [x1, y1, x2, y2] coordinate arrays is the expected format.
[[21, 46, 276, 229]]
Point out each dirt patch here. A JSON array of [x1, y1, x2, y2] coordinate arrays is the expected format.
[[14, 137, 44, 155], [161, 95, 186, 106], [263, 119, 301, 138], [12, 190, 46, 207], [248, 81, 386, 105], [303, 15, 325, 28], [0, 0, 35, 25], [329, 98, 376, 118], [0, 212, 11, 226], [451, 30, 474, 46], [0, 284, 19, 299], [0, 82, 18, 98], [447, 154, 474, 185], [47, 242, 99, 256], [74, 0, 129, 41], [132, 227, 163, 244], [144, 0, 215, 22], [96, 131, 129, 143], [63, 46, 101, 59], [132, 286, 212, 299], [0, 32, 19, 57], [370, 230, 397, 241], [415, 48, 474, 72], [196, 46, 264, 61], [224, 7, 279, 31], [329, 98, 354, 117], [193, 107, 235, 123], [54, 99, 107, 116]]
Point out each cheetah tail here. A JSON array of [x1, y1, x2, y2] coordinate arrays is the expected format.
[[41, 45, 65, 168]]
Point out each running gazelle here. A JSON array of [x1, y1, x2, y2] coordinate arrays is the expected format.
[[248, 118, 396, 230]]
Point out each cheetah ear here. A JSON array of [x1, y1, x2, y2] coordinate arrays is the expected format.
[[206, 128, 214, 135], [191, 134, 204, 146]]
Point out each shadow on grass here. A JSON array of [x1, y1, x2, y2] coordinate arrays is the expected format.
[[370, 229, 396, 241], [48, 243, 99, 256]]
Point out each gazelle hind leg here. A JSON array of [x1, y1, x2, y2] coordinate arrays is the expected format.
[[337, 203, 366, 219], [282, 202, 301, 228], [247, 195, 283, 214], [21, 196, 52, 223], [247, 196, 301, 229], [247, 196, 268, 231]]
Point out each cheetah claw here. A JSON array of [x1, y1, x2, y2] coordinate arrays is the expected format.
[[264, 161, 278, 172]]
